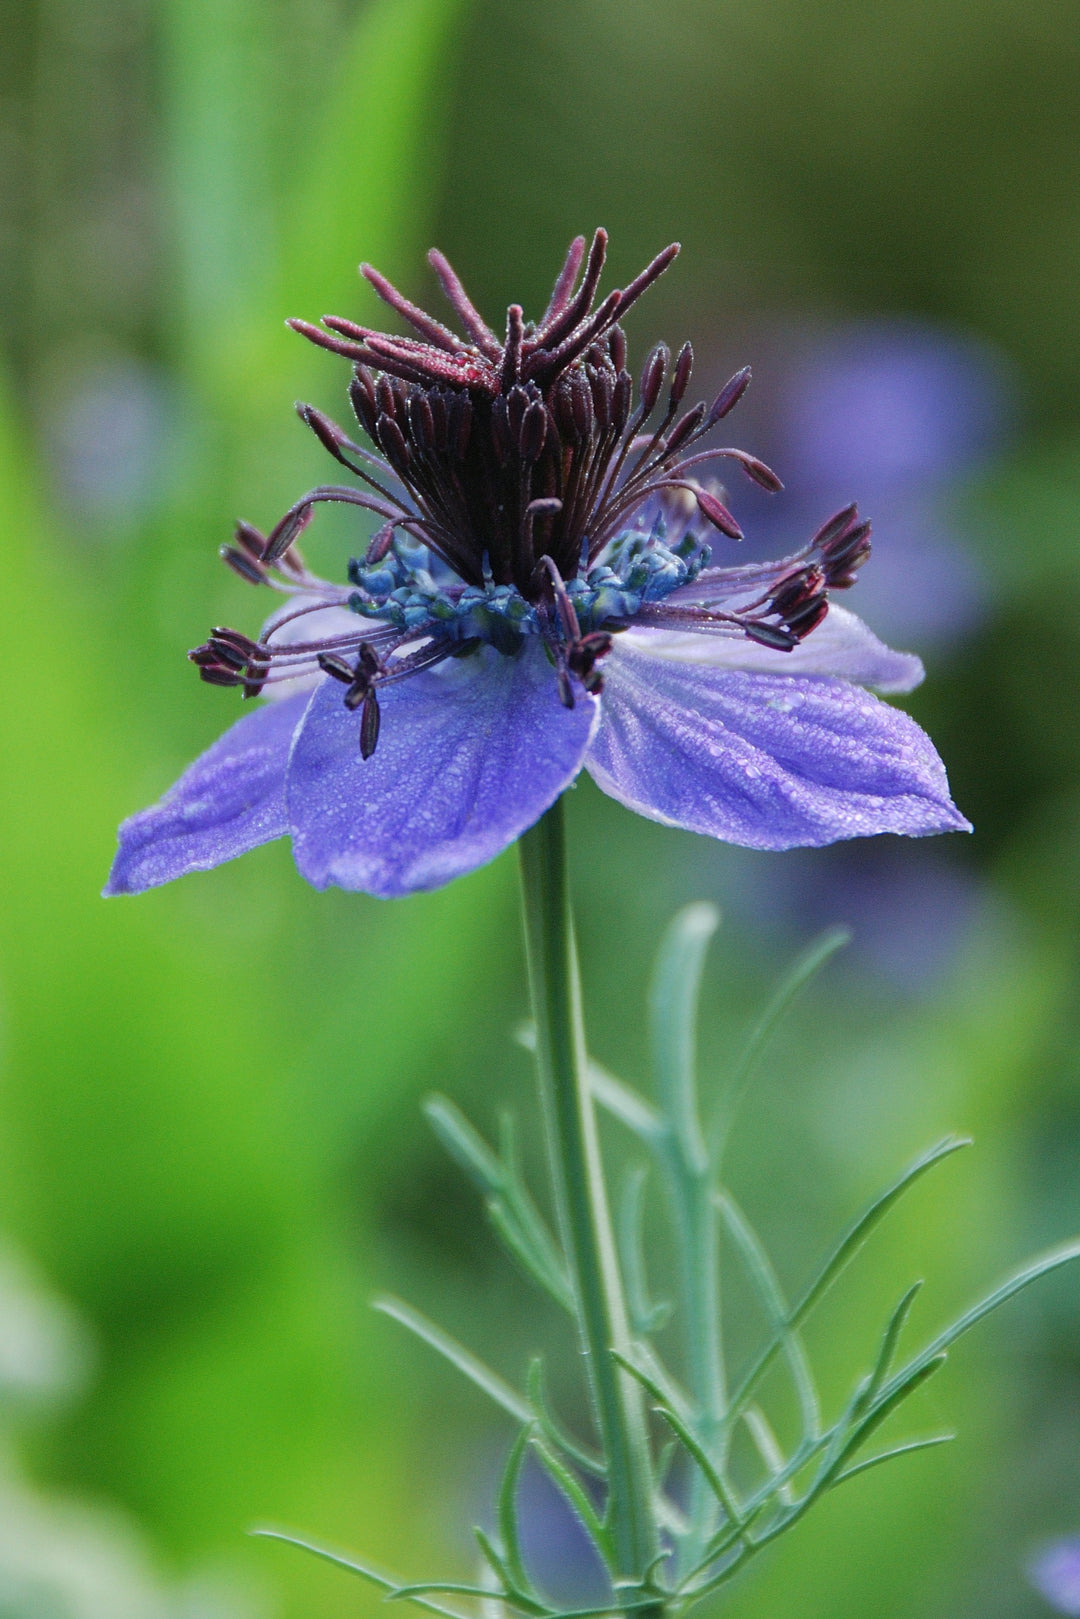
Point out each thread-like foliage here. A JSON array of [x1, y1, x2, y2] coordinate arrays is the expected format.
[[265, 910, 1080, 1616]]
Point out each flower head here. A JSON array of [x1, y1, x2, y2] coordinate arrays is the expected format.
[[106, 232, 969, 898]]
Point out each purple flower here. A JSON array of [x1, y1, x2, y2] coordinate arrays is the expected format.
[[106, 233, 969, 900], [1030, 1539, 1080, 1614]]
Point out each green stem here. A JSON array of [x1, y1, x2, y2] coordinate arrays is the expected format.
[[519, 798, 658, 1589]]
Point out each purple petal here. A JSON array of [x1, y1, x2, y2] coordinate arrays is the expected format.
[[586, 641, 970, 849], [624, 605, 923, 693], [1030, 1540, 1080, 1615], [104, 693, 307, 895], [287, 643, 597, 896]]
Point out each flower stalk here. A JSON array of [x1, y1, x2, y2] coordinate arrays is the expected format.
[[518, 796, 658, 1594]]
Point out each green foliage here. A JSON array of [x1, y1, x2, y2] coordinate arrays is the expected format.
[[278, 908, 1080, 1617]]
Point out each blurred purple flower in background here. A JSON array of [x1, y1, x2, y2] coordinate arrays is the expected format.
[[775, 320, 1011, 649], [43, 353, 181, 530], [1030, 1539, 1080, 1614]]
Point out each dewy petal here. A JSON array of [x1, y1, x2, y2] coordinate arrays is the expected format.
[[105, 693, 308, 894], [586, 639, 970, 849], [623, 605, 924, 693], [287, 641, 598, 897]]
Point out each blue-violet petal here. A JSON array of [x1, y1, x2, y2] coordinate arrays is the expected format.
[[586, 640, 970, 849], [287, 642, 598, 897], [105, 692, 307, 894]]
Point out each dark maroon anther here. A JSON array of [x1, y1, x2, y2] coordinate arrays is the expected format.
[[429, 389, 449, 453], [554, 378, 578, 442], [612, 371, 632, 433], [349, 372, 379, 438], [365, 521, 397, 564], [318, 653, 357, 683], [234, 520, 266, 558], [695, 488, 743, 540], [519, 399, 548, 462], [570, 370, 594, 439], [707, 367, 752, 425], [664, 403, 707, 457], [374, 375, 397, 420], [506, 385, 530, 440], [639, 343, 669, 416], [220, 545, 266, 585], [448, 391, 472, 459], [810, 503, 859, 551], [739, 455, 784, 493], [787, 597, 829, 638], [614, 242, 680, 316], [210, 627, 264, 657], [822, 519, 871, 569], [768, 568, 817, 618], [608, 325, 627, 374], [376, 415, 411, 474], [589, 367, 614, 431], [359, 687, 381, 758], [491, 397, 513, 463], [198, 663, 246, 686], [670, 343, 694, 407], [357, 642, 382, 680], [298, 402, 364, 471], [407, 391, 436, 455], [264, 502, 314, 563], [342, 642, 382, 711], [745, 622, 797, 651], [567, 630, 613, 679]]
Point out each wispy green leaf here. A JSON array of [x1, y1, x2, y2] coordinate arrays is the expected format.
[[497, 1425, 538, 1597], [251, 1529, 470, 1619], [876, 1237, 1080, 1407], [611, 1344, 695, 1426], [654, 1405, 748, 1545], [373, 1295, 531, 1424], [425, 1095, 573, 1312], [864, 1281, 923, 1408], [526, 1359, 606, 1478], [619, 1167, 671, 1336], [711, 927, 851, 1160], [589, 1064, 667, 1148], [716, 1190, 820, 1441], [650, 903, 719, 1173], [727, 1136, 969, 1418], [833, 1433, 954, 1487], [530, 1437, 612, 1568]]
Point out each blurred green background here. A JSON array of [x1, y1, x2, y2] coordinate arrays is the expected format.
[[2, 0, 1080, 1613]]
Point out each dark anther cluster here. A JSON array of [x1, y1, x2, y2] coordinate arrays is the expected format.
[[281, 229, 776, 598]]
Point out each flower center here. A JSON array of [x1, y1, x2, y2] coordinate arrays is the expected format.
[[190, 232, 873, 759]]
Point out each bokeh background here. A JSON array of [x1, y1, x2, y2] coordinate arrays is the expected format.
[[2, 0, 1080, 1613]]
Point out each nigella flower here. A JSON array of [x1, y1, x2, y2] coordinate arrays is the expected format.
[[106, 231, 969, 899]]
